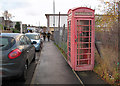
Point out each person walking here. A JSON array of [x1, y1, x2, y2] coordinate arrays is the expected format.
[[47, 31, 51, 41], [43, 32, 46, 41]]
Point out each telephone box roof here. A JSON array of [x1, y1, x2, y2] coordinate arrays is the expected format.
[[68, 7, 95, 14]]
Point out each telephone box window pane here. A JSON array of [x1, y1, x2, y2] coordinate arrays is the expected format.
[[79, 49, 83, 54], [81, 32, 89, 36], [69, 37, 71, 41], [81, 26, 89, 31], [77, 20, 79, 25], [68, 21, 71, 62], [69, 52, 71, 56], [90, 20, 91, 25], [69, 47, 71, 52], [79, 60, 88, 64], [80, 20, 89, 25], [79, 38, 88, 42], [69, 42, 71, 46], [78, 43, 91, 48], [90, 32, 91, 36], [78, 49, 91, 54]]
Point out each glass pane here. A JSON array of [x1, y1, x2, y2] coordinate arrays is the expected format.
[[80, 20, 89, 25], [90, 20, 91, 25], [77, 43, 91, 48], [81, 26, 89, 31], [79, 60, 88, 64], [26, 35, 40, 40], [0, 37, 15, 50], [77, 49, 91, 54]]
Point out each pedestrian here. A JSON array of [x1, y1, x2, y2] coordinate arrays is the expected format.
[[47, 31, 51, 41], [29, 30, 32, 33], [43, 32, 46, 41]]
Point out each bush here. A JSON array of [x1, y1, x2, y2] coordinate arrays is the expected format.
[[0, 24, 3, 30], [11, 28, 20, 33]]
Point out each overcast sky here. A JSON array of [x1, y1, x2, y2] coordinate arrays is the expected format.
[[0, 0, 115, 26]]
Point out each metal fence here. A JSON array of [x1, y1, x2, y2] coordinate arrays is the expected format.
[[54, 25, 67, 55], [95, 23, 118, 51]]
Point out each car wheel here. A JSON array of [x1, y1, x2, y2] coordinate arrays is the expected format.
[[32, 53, 36, 62], [40, 45, 42, 50], [20, 62, 28, 81], [41, 43, 43, 49]]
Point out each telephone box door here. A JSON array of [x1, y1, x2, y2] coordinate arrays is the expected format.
[[75, 19, 94, 70]]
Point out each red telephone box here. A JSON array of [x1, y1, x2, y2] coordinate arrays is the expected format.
[[67, 7, 95, 71]]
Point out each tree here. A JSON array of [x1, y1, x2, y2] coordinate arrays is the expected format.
[[96, 0, 119, 31], [2, 10, 12, 20], [95, 1, 119, 84], [15, 22, 21, 31], [0, 24, 3, 30]]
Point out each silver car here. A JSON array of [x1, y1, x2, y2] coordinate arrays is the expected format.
[[25, 33, 42, 51], [0, 33, 36, 81]]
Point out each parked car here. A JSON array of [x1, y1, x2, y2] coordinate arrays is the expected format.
[[25, 33, 42, 51], [0, 33, 36, 81], [40, 34, 43, 43]]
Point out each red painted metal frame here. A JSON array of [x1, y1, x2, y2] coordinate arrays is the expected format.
[[67, 7, 95, 71]]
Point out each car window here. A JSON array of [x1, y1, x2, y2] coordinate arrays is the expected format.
[[26, 34, 40, 40], [25, 36, 31, 45], [19, 36, 28, 45], [0, 37, 16, 50]]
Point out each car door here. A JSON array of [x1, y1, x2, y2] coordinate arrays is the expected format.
[[25, 36, 35, 63], [19, 36, 31, 65]]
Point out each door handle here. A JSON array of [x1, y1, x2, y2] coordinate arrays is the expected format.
[[75, 39, 77, 42]]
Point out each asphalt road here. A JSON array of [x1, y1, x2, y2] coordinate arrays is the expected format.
[[1, 51, 41, 86]]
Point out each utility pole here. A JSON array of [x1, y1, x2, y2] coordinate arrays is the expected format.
[[53, 0, 55, 28], [53, 0, 55, 42], [20, 22, 22, 33], [39, 21, 40, 29], [58, 12, 60, 30]]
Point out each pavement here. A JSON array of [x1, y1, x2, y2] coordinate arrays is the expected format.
[[76, 71, 110, 85], [31, 41, 82, 85], [31, 41, 110, 86]]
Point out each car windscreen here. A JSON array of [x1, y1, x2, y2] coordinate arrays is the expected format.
[[0, 37, 16, 50], [26, 34, 40, 40]]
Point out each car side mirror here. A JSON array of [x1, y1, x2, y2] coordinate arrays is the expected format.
[[31, 41, 37, 44]]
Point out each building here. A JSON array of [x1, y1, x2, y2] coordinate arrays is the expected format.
[[12, 21, 22, 29], [0, 17, 5, 30], [4, 20, 13, 30], [22, 24, 27, 33], [11, 21, 23, 33], [45, 14, 68, 31], [0, 17, 12, 33]]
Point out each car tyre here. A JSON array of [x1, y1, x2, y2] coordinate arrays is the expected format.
[[20, 62, 28, 81], [32, 54, 36, 62]]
